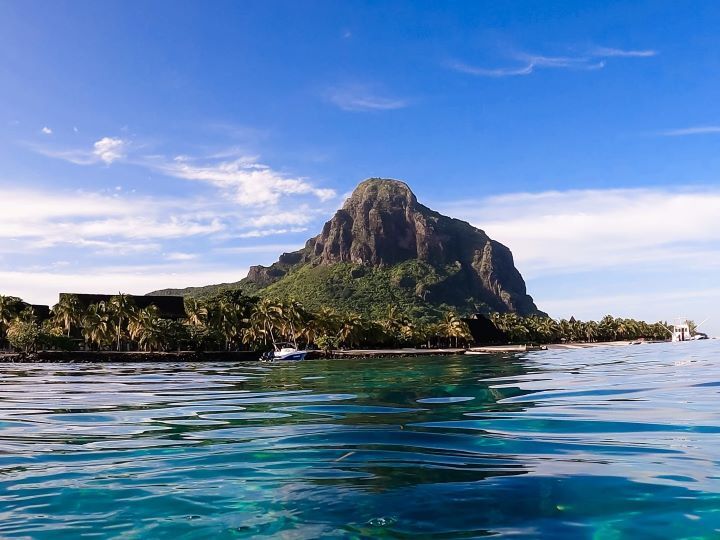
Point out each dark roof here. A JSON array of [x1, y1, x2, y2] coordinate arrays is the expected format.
[[59, 293, 186, 319], [30, 305, 51, 322], [462, 313, 508, 345]]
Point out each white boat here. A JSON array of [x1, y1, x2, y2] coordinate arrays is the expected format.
[[269, 343, 307, 361], [669, 318, 709, 342]]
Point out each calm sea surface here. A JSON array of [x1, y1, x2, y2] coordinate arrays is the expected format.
[[2, 342, 720, 539]]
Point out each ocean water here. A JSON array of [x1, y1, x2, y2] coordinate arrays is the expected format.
[[2, 342, 720, 539]]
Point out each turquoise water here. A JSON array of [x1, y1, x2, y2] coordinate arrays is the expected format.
[[2, 342, 720, 538]]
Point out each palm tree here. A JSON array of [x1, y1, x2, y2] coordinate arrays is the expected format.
[[584, 320, 598, 342], [184, 298, 208, 328], [52, 294, 82, 337], [381, 305, 408, 345], [338, 313, 364, 348], [282, 299, 306, 348], [249, 298, 283, 349], [129, 305, 165, 351], [439, 311, 466, 348], [0, 295, 23, 349], [82, 302, 111, 349], [108, 293, 135, 351], [215, 298, 243, 350]]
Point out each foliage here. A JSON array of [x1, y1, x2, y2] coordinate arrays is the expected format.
[[0, 295, 28, 350], [260, 261, 478, 323], [52, 294, 83, 337], [490, 313, 672, 344], [7, 319, 41, 353], [2, 290, 677, 354], [315, 334, 340, 352]]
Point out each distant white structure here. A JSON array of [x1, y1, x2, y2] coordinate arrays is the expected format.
[[672, 320, 692, 342], [670, 318, 709, 342]]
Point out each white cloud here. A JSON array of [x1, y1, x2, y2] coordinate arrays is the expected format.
[[448, 61, 536, 77], [326, 84, 408, 111], [0, 188, 224, 253], [41, 126, 52, 135], [449, 55, 603, 78], [93, 137, 127, 164], [439, 187, 720, 333], [591, 47, 657, 58], [158, 155, 336, 206], [0, 266, 246, 307], [659, 126, 720, 136], [237, 227, 308, 238], [439, 188, 720, 276], [249, 209, 314, 228], [166, 252, 197, 261], [215, 243, 304, 255], [450, 45, 654, 78], [31, 135, 128, 165]]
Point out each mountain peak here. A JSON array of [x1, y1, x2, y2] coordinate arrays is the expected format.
[[344, 178, 417, 210], [152, 178, 543, 317], [244, 178, 542, 315]]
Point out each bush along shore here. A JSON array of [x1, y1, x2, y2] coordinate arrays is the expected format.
[[0, 291, 674, 360]]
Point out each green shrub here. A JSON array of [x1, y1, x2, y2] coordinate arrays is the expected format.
[[7, 320, 41, 353]]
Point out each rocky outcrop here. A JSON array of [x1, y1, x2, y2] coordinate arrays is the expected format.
[[241, 178, 542, 316]]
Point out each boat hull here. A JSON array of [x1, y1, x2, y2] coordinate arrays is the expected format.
[[273, 351, 307, 361]]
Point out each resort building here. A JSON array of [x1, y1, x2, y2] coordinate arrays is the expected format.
[[59, 293, 186, 320]]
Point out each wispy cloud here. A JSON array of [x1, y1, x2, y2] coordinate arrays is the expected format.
[[591, 46, 657, 58], [41, 126, 52, 135], [166, 252, 197, 261], [32, 136, 129, 165], [156, 154, 336, 206], [0, 266, 247, 307], [30, 135, 337, 207], [215, 243, 304, 255], [438, 187, 720, 276], [449, 45, 656, 78], [326, 84, 408, 111], [237, 227, 308, 238], [449, 61, 536, 77], [0, 188, 223, 254], [658, 126, 720, 136]]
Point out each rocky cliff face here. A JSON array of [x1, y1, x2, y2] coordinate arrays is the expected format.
[[243, 178, 542, 315]]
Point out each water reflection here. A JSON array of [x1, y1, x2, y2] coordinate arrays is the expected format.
[[1, 343, 720, 537]]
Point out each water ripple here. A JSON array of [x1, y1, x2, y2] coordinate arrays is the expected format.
[[2, 342, 720, 537]]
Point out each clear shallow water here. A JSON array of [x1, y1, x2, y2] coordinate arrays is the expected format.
[[2, 342, 720, 539]]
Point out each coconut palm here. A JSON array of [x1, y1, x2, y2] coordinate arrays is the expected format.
[[129, 305, 165, 351], [439, 311, 466, 348], [0, 295, 23, 347], [281, 299, 307, 348], [184, 298, 208, 328], [248, 298, 283, 349], [213, 298, 244, 350], [108, 293, 135, 351], [315, 307, 340, 339], [82, 302, 111, 349], [52, 294, 83, 337], [338, 313, 364, 348]]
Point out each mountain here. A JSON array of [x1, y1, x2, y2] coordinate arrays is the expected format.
[[151, 178, 544, 319]]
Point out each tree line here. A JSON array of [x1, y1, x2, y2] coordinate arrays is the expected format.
[[489, 313, 672, 344], [0, 292, 675, 354]]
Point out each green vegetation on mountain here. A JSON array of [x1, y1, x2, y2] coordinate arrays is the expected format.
[[260, 260, 488, 323], [151, 178, 544, 320]]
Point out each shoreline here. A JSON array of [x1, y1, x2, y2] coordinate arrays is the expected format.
[[0, 350, 261, 363], [0, 340, 671, 363]]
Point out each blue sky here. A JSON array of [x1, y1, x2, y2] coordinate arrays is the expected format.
[[2, 0, 720, 333]]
